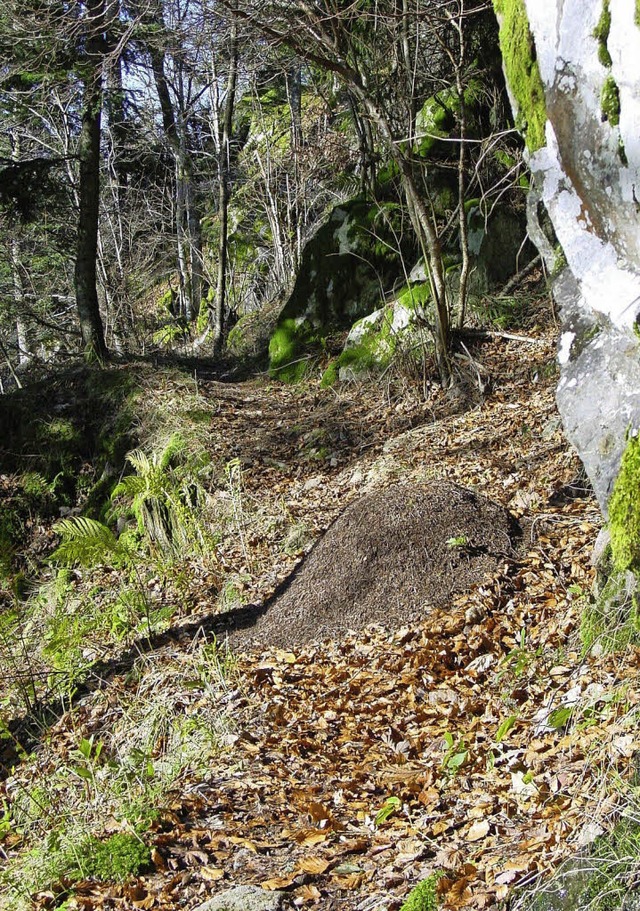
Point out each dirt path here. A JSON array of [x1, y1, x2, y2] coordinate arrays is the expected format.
[[7, 322, 633, 911]]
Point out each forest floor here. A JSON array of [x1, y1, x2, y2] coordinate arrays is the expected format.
[[2, 299, 639, 911]]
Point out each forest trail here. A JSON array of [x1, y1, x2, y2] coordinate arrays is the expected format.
[[4, 317, 636, 911]]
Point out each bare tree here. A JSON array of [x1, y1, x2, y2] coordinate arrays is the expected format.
[[212, 0, 493, 384]]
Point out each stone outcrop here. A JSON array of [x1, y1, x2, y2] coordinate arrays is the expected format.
[[268, 198, 414, 381], [494, 0, 640, 515]]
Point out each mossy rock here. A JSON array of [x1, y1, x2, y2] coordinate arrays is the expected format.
[[609, 434, 640, 572], [414, 79, 485, 158], [493, 0, 547, 152], [268, 197, 418, 381], [324, 282, 432, 384], [269, 318, 322, 382]]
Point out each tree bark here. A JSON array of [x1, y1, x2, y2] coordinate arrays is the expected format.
[[212, 21, 238, 352], [74, 0, 108, 362]]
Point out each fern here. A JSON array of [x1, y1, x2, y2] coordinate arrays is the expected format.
[[51, 517, 121, 568], [111, 434, 208, 556]]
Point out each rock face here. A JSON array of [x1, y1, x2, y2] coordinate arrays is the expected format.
[[326, 203, 532, 384], [494, 0, 640, 512]]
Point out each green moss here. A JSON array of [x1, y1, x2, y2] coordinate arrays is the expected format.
[[593, 1, 612, 68], [493, 0, 547, 152], [397, 282, 431, 311], [415, 92, 456, 156], [609, 433, 640, 572], [320, 360, 339, 388], [601, 74, 621, 126], [618, 137, 629, 166], [268, 318, 318, 382], [551, 244, 568, 278], [334, 308, 398, 380], [636, 0, 640, 27], [337, 343, 381, 375], [401, 873, 444, 911], [157, 288, 175, 313]]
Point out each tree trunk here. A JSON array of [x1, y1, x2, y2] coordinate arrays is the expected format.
[[212, 22, 238, 353], [357, 93, 452, 385], [74, 0, 108, 362]]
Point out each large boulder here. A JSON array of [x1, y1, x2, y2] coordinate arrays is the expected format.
[[493, 0, 640, 529], [326, 199, 532, 384], [268, 198, 415, 381]]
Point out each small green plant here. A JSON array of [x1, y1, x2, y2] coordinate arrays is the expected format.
[[51, 516, 127, 568], [81, 832, 152, 882], [152, 324, 186, 347], [547, 706, 573, 730], [112, 433, 210, 556], [495, 714, 518, 743], [446, 535, 468, 549], [400, 872, 445, 911], [442, 732, 468, 775], [70, 735, 104, 787], [498, 629, 542, 681], [375, 795, 402, 826]]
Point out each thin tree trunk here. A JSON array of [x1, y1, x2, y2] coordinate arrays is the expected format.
[[361, 93, 451, 384], [212, 21, 238, 352], [74, 0, 108, 362], [454, 3, 471, 330]]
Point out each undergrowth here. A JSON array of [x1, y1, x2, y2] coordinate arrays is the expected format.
[[0, 637, 236, 909]]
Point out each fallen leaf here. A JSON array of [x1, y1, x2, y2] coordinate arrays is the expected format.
[[467, 819, 490, 842], [298, 857, 331, 875], [200, 867, 225, 882], [293, 829, 328, 847], [261, 872, 299, 890]]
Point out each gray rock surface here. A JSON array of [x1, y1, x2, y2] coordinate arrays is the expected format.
[[497, 1, 640, 512], [553, 268, 640, 512], [193, 886, 286, 911]]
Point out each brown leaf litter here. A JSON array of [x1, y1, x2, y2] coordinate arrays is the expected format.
[[4, 315, 639, 911]]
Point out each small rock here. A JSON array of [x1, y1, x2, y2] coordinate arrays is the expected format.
[[591, 527, 611, 567], [350, 468, 364, 486], [541, 417, 562, 440], [192, 886, 286, 911]]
